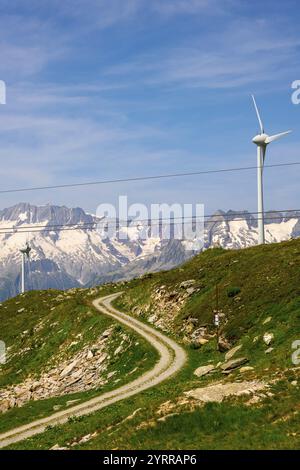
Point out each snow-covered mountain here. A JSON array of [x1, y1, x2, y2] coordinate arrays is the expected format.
[[204, 209, 300, 249], [0, 203, 299, 301]]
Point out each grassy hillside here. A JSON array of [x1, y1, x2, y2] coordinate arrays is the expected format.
[[0, 288, 158, 434], [117, 239, 300, 372], [1, 239, 300, 449]]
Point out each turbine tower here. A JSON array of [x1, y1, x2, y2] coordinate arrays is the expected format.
[[251, 95, 291, 245], [20, 242, 31, 294]]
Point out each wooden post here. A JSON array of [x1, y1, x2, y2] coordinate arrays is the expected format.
[[214, 284, 220, 351]]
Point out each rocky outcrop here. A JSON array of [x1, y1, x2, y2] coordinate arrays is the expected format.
[[184, 380, 266, 403], [225, 345, 242, 361], [0, 327, 131, 413], [137, 282, 206, 336], [220, 357, 249, 372], [194, 365, 215, 377]]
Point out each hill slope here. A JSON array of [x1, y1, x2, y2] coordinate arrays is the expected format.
[[1, 238, 300, 449], [118, 238, 300, 359], [0, 288, 157, 434]]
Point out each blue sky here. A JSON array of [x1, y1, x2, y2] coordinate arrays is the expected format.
[[0, 0, 299, 215]]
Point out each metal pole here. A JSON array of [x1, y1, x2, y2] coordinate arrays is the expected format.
[[21, 252, 25, 294], [257, 145, 265, 244]]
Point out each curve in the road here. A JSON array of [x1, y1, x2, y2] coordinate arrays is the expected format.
[[0, 292, 186, 449]]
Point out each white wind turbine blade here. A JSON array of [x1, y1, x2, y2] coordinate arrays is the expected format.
[[251, 94, 264, 134], [265, 130, 292, 144]]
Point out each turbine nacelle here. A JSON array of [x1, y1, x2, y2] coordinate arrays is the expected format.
[[252, 130, 291, 147], [252, 133, 268, 146], [20, 243, 31, 258], [251, 95, 291, 148]]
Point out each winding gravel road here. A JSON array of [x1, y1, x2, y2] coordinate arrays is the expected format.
[[0, 293, 186, 449]]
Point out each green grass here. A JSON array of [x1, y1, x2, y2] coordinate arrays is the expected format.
[[1, 238, 300, 449], [0, 289, 110, 387], [5, 348, 299, 450], [0, 287, 158, 434], [116, 239, 300, 373]]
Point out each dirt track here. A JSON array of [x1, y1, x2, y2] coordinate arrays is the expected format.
[[0, 292, 186, 449]]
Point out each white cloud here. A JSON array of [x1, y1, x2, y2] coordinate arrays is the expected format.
[[0, 0, 298, 215], [0, 14, 68, 79], [0, 79, 167, 196], [104, 18, 300, 90]]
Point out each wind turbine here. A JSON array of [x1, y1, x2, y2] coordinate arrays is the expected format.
[[20, 242, 31, 294], [251, 95, 291, 244]]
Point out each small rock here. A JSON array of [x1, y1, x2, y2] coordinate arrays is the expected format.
[[107, 371, 117, 379], [157, 412, 179, 422], [0, 399, 10, 413], [60, 360, 78, 378], [197, 338, 209, 346], [218, 337, 232, 352], [9, 397, 16, 408], [263, 332, 274, 346], [225, 345, 242, 361], [186, 287, 196, 295], [16, 390, 31, 403], [221, 357, 249, 371], [53, 405, 63, 411], [265, 347, 274, 354], [291, 381, 297, 386], [194, 365, 215, 377], [179, 280, 196, 289], [148, 314, 157, 323], [30, 381, 40, 392], [159, 285, 166, 290], [246, 395, 261, 405], [63, 376, 81, 388], [87, 350, 94, 359], [50, 444, 69, 451], [71, 368, 83, 379], [97, 353, 107, 364], [78, 434, 92, 444], [263, 316, 272, 325], [102, 329, 111, 338], [66, 399, 80, 406], [240, 366, 254, 373], [185, 324, 194, 333], [114, 346, 122, 355]]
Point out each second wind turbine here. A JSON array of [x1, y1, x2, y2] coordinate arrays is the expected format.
[[251, 95, 291, 245]]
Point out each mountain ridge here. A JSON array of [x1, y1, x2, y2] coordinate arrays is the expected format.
[[0, 202, 299, 301]]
